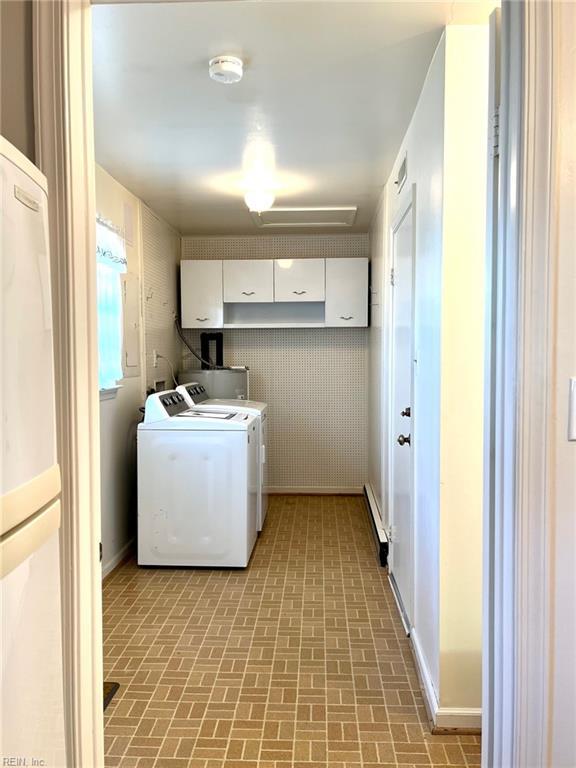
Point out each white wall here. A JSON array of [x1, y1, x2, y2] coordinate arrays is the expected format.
[[97, 171, 181, 576], [96, 166, 144, 577], [371, 26, 488, 723], [180, 234, 369, 492], [142, 206, 181, 391], [439, 25, 488, 710]]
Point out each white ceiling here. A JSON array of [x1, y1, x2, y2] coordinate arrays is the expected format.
[[92, 1, 496, 235]]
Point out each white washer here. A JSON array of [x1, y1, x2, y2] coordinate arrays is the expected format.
[[137, 390, 258, 567], [177, 382, 269, 531]]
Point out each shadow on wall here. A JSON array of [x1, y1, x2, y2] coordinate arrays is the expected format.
[[0, 0, 35, 162]]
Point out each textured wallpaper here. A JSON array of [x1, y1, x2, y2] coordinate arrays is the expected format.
[[180, 234, 369, 492], [142, 205, 181, 391]]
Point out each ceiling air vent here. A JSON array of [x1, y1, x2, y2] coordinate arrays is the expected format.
[[395, 154, 407, 194], [251, 206, 357, 229]]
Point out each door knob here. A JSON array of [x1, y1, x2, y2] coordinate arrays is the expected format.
[[397, 434, 411, 446], [401, 407, 411, 417]]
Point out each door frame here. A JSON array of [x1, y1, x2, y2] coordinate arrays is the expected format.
[[387, 184, 417, 631], [482, 1, 563, 764], [33, 1, 104, 765], [31, 0, 563, 763]]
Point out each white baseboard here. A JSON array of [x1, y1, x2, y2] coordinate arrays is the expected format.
[[267, 486, 363, 495], [411, 629, 440, 719], [102, 537, 134, 580], [364, 483, 388, 543], [435, 707, 482, 730], [410, 629, 482, 730]]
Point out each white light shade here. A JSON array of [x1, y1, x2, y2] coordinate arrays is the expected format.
[[244, 188, 275, 213]]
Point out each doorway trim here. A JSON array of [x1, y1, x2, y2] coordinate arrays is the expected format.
[[510, 1, 556, 763], [29, 0, 561, 763], [483, 1, 560, 765], [33, 1, 104, 765]]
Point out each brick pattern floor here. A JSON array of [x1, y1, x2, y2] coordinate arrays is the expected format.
[[103, 495, 481, 767]]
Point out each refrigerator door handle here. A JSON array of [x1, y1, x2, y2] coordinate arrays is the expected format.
[[0, 499, 61, 578], [1, 464, 61, 537]]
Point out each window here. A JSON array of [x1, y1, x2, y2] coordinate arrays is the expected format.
[[96, 220, 127, 391]]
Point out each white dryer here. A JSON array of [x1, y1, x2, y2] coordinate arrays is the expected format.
[[137, 390, 258, 567], [177, 382, 269, 530]]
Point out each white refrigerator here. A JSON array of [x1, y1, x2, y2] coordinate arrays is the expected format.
[[1, 137, 67, 765]]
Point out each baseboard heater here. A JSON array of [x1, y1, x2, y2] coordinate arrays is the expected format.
[[363, 484, 389, 567]]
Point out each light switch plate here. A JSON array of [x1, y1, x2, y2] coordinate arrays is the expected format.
[[569, 377, 576, 441]]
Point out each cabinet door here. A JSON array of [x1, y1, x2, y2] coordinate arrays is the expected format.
[[223, 260, 274, 303], [274, 258, 325, 302], [181, 260, 223, 328], [325, 258, 368, 327]]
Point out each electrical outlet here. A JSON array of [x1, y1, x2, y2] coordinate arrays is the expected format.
[[153, 349, 158, 368]]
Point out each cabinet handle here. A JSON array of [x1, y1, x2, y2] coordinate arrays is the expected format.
[[340, 315, 354, 321], [293, 290, 307, 295], [241, 291, 255, 296], [196, 317, 208, 322]]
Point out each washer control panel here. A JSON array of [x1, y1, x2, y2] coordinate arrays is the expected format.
[[184, 383, 209, 404], [143, 390, 189, 423], [159, 390, 189, 416]]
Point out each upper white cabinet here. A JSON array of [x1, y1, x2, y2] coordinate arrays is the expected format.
[[325, 258, 368, 327], [180, 257, 368, 328], [181, 260, 223, 328], [223, 260, 274, 303], [274, 258, 325, 302]]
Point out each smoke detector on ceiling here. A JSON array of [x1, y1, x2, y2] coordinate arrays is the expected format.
[[208, 56, 243, 85]]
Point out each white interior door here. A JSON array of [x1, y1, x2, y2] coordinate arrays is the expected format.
[[389, 190, 415, 629]]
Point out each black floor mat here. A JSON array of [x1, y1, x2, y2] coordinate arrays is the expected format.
[[103, 681, 120, 712]]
